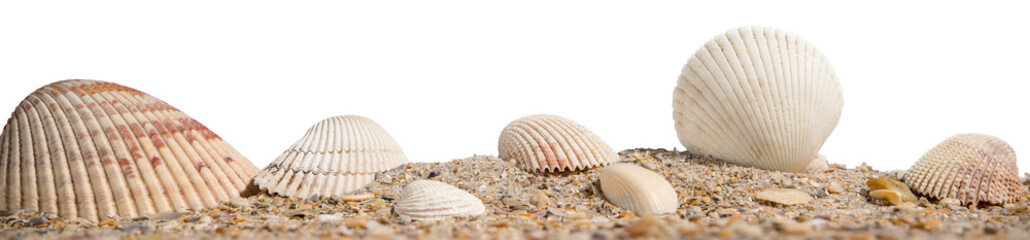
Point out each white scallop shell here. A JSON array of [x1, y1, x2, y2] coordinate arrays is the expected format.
[[0, 80, 259, 222], [598, 163, 677, 215], [672, 26, 844, 173], [253, 115, 407, 199], [394, 180, 485, 221], [904, 133, 1025, 205], [498, 114, 618, 173]]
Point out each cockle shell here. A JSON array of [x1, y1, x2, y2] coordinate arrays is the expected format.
[[672, 26, 844, 173], [0, 80, 259, 222], [904, 133, 1025, 205], [253, 115, 407, 199], [598, 163, 677, 215], [498, 114, 618, 173], [394, 180, 485, 221]]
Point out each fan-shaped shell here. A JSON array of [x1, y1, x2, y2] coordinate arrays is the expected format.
[[598, 163, 677, 215], [498, 114, 618, 173], [394, 180, 485, 221], [904, 133, 1025, 205], [0, 80, 259, 222], [253, 115, 407, 199], [672, 26, 844, 173]]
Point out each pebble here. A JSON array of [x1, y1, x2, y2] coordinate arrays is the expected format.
[[529, 190, 551, 209], [120, 224, 149, 233], [227, 198, 251, 208], [754, 188, 813, 206], [502, 197, 533, 211], [27, 218, 47, 227], [827, 182, 844, 194], [938, 198, 961, 207], [154, 212, 186, 222], [774, 219, 811, 235], [317, 214, 344, 223]]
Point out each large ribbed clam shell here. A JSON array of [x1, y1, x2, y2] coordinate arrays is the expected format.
[[253, 115, 407, 199], [672, 26, 844, 173], [498, 114, 618, 173], [0, 80, 258, 222], [904, 133, 1025, 205], [598, 163, 677, 215], [394, 180, 485, 221]]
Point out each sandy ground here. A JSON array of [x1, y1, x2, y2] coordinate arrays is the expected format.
[[2, 148, 1030, 239]]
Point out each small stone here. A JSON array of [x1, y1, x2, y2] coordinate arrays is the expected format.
[[427, 171, 440, 179], [99, 218, 117, 227], [27, 217, 47, 227], [226, 198, 250, 208], [1004, 202, 1030, 213], [938, 198, 961, 207], [827, 182, 844, 194], [380, 174, 393, 183], [774, 219, 811, 235], [754, 188, 813, 206], [0, 210, 9, 217], [317, 214, 344, 222], [502, 197, 533, 211], [857, 165, 870, 173], [624, 215, 661, 238], [154, 212, 186, 222], [529, 190, 551, 209], [120, 223, 149, 233], [869, 190, 903, 206], [591, 216, 611, 225], [340, 193, 375, 202], [866, 178, 916, 203]]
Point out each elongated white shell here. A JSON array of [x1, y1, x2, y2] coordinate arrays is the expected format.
[[253, 115, 407, 199], [394, 180, 485, 221], [0, 80, 259, 222], [498, 114, 618, 173], [672, 26, 844, 173], [598, 163, 677, 215], [905, 133, 1025, 205]]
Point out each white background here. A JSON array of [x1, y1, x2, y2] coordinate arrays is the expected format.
[[1, 1, 1028, 173]]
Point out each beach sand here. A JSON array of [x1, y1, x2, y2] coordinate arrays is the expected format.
[[2, 148, 1029, 239]]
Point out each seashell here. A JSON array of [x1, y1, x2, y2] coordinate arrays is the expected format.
[[904, 133, 1025, 205], [754, 188, 813, 206], [598, 163, 677, 215], [253, 115, 407, 199], [498, 114, 618, 173], [866, 178, 916, 203], [672, 26, 844, 172], [394, 180, 485, 221], [0, 80, 259, 222]]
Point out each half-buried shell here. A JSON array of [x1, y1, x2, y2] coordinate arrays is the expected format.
[[394, 180, 485, 221], [0, 80, 259, 222], [253, 115, 408, 199], [598, 163, 677, 215], [498, 114, 618, 173], [904, 133, 1025, 205], [672, 26, 844, 173]]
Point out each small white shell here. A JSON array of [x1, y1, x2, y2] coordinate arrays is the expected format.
[[253, 115, 408, 199], [672, 26, 844, 172], [394, 180, 485, 221], [0, 80, 259, 222], [598, 163, 677, 215], [904, 133, 1025, 205], [498, 114, 618, 173]]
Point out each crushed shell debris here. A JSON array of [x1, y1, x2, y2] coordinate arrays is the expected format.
[[3, 148, 1030, 239]]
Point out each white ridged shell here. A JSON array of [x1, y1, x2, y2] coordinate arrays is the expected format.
[[598, 163, 677, 215], [672, 26, 844, 173], [253, 115, 407, 199], [0, 80, 259, 222], [394, 180, 485, 221], [904, 133, 1025, 205], [498, 114, 618, 173]]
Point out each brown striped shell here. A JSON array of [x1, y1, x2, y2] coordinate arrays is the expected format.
[[904, 133, 1025, 205], [498, 114, 618, 173], [0, 80, 259, 222], [673, 26, 844, 172], [253, 115, 408, 199]]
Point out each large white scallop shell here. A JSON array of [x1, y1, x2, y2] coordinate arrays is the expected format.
[[672, 26, 844, 173], [0, 80, 259, 222], [253, 115, 407, 199], [904, 133, 1025, 205], [598, 163, 677, 215], [498, 114, 618, 173], [394, 180, 485, 221]]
